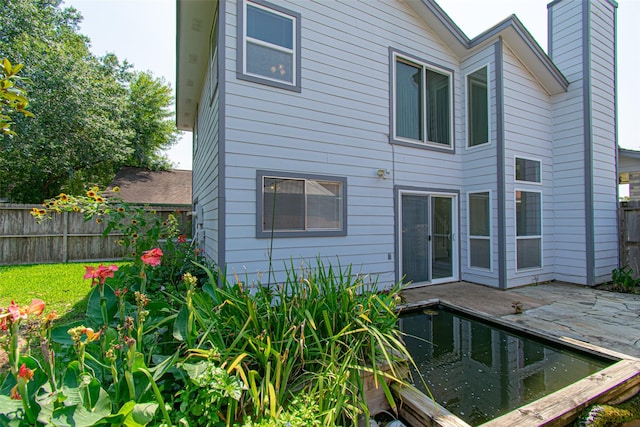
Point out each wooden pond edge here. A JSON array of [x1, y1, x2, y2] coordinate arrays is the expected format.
[[392, 298, 640, 427]]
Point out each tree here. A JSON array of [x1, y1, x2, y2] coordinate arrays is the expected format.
[[0, 0, 179, 203], [124, 71, 179, 170], [0, 58, 33, 136]]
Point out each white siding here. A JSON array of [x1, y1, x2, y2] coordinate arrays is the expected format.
[[549, 0, 588, 284], [222, 0, 463, 286], [193, 39, 221, 265], [590, 0, 618, 282], [549, 0, 618, 285], [460, 46, 499, 287], [502, 44, 554, 288]]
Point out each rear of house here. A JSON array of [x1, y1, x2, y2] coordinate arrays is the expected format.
[[176, 0, 618, 289]]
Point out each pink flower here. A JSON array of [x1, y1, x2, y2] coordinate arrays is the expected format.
[[84, 264, 119, 286], [141, 248, 163, 267], [7, 301, 25, 322]]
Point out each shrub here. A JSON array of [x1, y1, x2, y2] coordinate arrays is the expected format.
[[171, 259, 412, 426], [611, 265, 640, 292]]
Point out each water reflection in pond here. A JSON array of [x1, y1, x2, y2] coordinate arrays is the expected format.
[[400, 307, 611, 425]]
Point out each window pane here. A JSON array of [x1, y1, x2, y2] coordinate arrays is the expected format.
[[517, 238, 541, 269], [263, 178, 304, 231], [307, 180, 342, 230], [470, 238, 491, 269], [396, 61, 423, 141], [516, 191, 541, 236], [469, 192, 490, 236], [516, 158, 541, 182], [426, 69, 450, 145], [468, 67, 488, 146], [247, 4, 293, 49], [246, 43, 293, 83]]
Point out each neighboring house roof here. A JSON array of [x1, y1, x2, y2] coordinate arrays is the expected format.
[[176, 0, 569, 132], [619, 147, 640, 175], [106, 167, 192, 205]]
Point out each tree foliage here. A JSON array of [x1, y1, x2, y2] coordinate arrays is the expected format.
[[0, 0, 179, 203], [0, 58, 34, 136]]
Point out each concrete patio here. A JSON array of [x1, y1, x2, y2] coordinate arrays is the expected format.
[[402, 281, 640, 359]]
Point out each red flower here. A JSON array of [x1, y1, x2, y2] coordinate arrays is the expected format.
[[141, 248, 163, 267], [178, 235, 187, 244], [18, 364, 34, 381], [84, 264, 119, 286]]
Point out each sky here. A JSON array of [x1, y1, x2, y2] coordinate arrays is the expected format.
[[63, 0, 640, 172]]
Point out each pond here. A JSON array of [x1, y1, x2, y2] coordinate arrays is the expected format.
[[400, 305, 613, 425]]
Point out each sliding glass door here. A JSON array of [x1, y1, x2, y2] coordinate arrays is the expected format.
[[400, 192, 457, 285]]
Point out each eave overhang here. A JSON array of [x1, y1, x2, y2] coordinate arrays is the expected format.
[[176, 0, 217, 132], [407, 0, 569, 95]]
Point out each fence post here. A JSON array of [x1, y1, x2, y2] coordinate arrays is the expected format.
[[62, 211, 68, 263]]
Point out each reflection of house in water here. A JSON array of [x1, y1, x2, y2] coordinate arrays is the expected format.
[[400, 309, 609, 425]]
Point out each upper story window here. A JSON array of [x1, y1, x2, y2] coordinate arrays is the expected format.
[[238, 0, 301, 92], [467, 66, 489, 147], [515, 157, 541, 183], [257, 171, 347, 238], [392, 51, 453, 149]]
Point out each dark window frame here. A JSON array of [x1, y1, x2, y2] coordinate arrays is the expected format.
[[237, 0, 302, 92], [256, 170, 347, 238], [390, 48, 455, 153]]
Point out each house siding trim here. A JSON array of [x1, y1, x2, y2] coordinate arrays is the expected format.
[[614, 2, 620, 270], [255, 170, 348, 238], [236, 0, 302, 92], [218, 0, 227, 277], [582, 0, 595, 285], [495, 38, 507, 289], [388, 47, 456, 154]]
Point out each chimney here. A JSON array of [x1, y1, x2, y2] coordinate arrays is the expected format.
[[548, 0, 618, 285]]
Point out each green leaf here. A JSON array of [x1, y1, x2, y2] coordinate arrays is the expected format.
[[86, 284, 118, 325], [50, 320, 84, 345], [173, 305, 189, 342], [129, 402, 159, 426]]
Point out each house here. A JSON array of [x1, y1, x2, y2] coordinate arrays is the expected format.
[[106, 167, 192, 206], [618, 148, 640, 201], [176, 0, 618, 289]]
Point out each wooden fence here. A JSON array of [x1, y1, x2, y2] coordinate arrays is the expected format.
[[619, 200, 640, 277], [0, 204, 191, 265]]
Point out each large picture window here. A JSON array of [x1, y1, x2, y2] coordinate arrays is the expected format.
[[393, 52, 452, 148], [516, 190, 542, 270], [467, 66, 489, 147], [239, 0, 301, 91], [257, 172, 346, 237], [468, 192, 491, 269]]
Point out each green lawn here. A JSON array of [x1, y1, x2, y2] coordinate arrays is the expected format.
[[0, 262, 124, 321]]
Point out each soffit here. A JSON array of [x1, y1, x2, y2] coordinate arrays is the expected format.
[[176, 0, 216, 131]]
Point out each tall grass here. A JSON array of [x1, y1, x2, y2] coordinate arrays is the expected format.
[[182, 259, 412, 425]]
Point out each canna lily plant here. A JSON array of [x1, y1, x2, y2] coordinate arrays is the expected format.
[[0, 250, 177, 426]]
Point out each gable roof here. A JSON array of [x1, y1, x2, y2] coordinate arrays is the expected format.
[[107, 167, 192, 206], [176, 0, 569, 132], [407, 0, 568, 95]]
